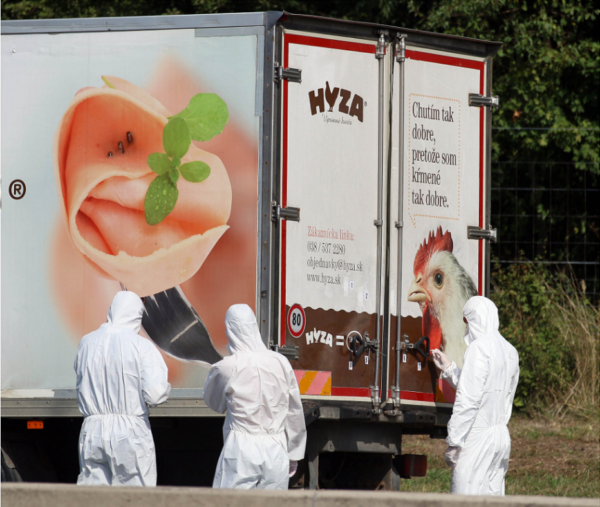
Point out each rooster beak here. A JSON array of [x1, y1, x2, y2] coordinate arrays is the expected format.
[[408, 275, 430, 303]]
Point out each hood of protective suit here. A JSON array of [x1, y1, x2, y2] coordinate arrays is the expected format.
[[225, 304, 266, 354], [107, 291, 145, 333], [462, 296, 500, 347]]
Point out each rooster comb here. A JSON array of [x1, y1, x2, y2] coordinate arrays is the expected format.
[[413, 226, 453, 274]]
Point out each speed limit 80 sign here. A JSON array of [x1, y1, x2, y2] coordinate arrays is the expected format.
[[287, 304, 306, 338]]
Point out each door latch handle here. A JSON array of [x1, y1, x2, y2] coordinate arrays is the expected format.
[[272, 202, 300, 222], [469, 93, 499, 109], [348, 332, 365, 358], [348, 332, 378, 358], [402, 335, 430, 360], [414, 336, 430, 360], [274, 65, 302, 83], [468, 225, 497, 242]]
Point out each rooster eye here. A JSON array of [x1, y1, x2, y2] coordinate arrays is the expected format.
[[434, 273, 443, 287]]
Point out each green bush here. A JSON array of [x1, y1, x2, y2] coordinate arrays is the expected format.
[[491, 262, 598, 416]]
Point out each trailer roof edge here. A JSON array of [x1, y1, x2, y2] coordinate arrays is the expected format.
[[1, 12, 271, 35], [280, 11, 502, 58], [1, 11, 502, 58]]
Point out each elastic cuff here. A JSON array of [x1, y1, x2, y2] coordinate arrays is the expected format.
[[440, 362, 455, 378]]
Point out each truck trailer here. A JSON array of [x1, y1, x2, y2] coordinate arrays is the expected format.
[[1, 11, 500, 489]]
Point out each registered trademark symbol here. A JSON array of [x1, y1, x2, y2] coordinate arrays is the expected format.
[[9, 179, 26, 200]]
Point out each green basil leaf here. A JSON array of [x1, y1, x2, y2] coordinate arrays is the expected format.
[[169, 168, 180, 185], [163, 117, 191, 159], [179, 161, 211, 183], [147, 153, 171, 175], [144, 173, 179, 225], [171, 94, 229, 142]]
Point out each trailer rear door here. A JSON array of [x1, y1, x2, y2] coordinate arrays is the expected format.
[[388, 46, 490, 409], [277, 32, 384, 400]]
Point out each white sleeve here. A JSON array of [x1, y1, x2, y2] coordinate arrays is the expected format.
[[73, 339, 85, 378], [446, 343, 488, 448], [141, 344, 171, 407], [283, 362, 307, 461], [440, 362, 461, 390], [73, 351, 79, 376], [504, 348, 520, 423], [203, 360, 235, 414]]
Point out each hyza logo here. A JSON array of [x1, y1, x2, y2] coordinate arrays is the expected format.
[[308, 81, 365, 123], [305, 328, 346, 348], [306, 329, 333, 347]]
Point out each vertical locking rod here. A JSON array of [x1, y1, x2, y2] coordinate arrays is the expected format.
[[393, 34, 407, 410], [372, 31, 387, 414]]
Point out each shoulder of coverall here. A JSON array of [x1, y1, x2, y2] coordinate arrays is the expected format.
[[77, 326, 106, 347], [463, 333, 493, 363], [208, 354, 238, 382], [138, 332, 166, 355], [76, 323, 127, 354], [211, 353, 237, 370], [266, 350, 297, 387]]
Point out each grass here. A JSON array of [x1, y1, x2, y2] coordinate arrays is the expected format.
[[544, 277, 599, 419], [399, 412, 600, 497], [490, 264, 599, 418]]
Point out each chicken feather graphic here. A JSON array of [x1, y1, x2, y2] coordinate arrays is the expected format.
[[408, 227, 478, 368]]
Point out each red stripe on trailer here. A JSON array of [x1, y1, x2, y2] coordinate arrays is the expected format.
[[329, 388, 435, 401], [405, 50, 484, 71], [281, 36, 289, 346], [285, 34, 377, 55], [331, 387, 371, 397], [400, 391, 435, 403]]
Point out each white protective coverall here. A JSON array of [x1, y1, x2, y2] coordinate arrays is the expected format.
[[74, 291, 171, 486], [446, 296, 519, 495], [204, 304, 306, 489]]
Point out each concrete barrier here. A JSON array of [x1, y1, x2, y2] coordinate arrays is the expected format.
[[1, 483, 598, 507]]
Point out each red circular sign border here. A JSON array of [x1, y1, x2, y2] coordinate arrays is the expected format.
[[287, 304, 306, 338]]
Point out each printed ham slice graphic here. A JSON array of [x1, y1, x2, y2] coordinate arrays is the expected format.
[[53, 78, 232, 296]]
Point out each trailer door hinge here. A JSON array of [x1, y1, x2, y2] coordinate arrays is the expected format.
[[376, 33, 386, 60], [274, 65, 302, 83], [469, 93, 499, 110], [272, 202, 300, 222], [395, 34, 407, 63], [468, 226, 497, 242], [370, 385, 381, 415]]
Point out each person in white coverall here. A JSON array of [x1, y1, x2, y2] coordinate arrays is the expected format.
[[431, 296, 519, 495], [74, 291, 171, 486], [204, 304, 306, 489]]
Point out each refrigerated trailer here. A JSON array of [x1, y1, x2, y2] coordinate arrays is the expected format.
[[1, 11, 500, 488]]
